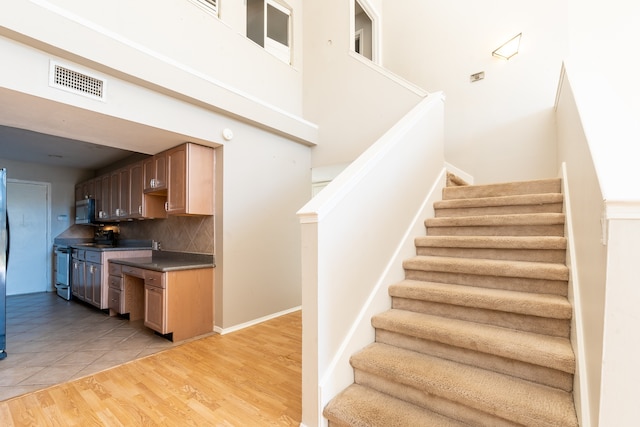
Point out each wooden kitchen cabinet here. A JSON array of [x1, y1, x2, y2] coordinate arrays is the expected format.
[[131, 160, 167, 219], [71, 251, 85, 299], [143, 152, 167, 193], [128, 161, 144, 218], [98, 174, 110, 220], [117, 264, 214, 341], [166, 143, 214, 215], [109, 167, 130, 219], [75, 180, 95, 202], [144, 282, 166, 333], [72, 248, 152, 311]]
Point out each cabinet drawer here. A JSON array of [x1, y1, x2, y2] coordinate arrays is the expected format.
[[73, 249, 85, 261], [108, 287, 121, 313], [85, 251, 101, 263], [108, 262, 122, 277], [144, 270, 165, 288], [108, 275, 123, 290], [122, 265, 145, 278]]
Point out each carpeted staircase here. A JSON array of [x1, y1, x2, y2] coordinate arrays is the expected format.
[[323, 177, 579, 426]]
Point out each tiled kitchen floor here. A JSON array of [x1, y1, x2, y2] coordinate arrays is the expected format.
[[0, 292, 189, 401]]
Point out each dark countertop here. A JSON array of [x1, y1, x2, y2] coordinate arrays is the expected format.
[[109, 251, 215, 272], [70, 243, 152, 252]]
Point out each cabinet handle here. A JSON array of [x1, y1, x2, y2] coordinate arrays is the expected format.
[[164, 201, 169, 211], [138, 205, 142, 214], [150, 178, 156, 188]]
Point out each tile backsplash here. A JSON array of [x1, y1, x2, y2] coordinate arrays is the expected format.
[[118, 216, 214, 254]]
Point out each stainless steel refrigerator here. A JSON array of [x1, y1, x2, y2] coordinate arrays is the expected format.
[[0, 168, 7, 360]]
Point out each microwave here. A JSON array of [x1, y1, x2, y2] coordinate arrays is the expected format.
[[75, 198, 96, 225]]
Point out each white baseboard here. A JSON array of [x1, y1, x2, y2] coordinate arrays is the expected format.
[[213, 306, 302, 335]]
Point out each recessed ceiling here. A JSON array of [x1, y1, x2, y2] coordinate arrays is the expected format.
[[0, 125, 137, 170]]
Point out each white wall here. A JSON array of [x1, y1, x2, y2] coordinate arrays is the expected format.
[[302, 0, 426, 170], [216, 122, 311, 329], [566, 0, 640, 200], [380, 0, 568, 184]]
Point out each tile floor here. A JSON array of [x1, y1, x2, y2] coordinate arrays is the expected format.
[[0, 292, 189, 401]]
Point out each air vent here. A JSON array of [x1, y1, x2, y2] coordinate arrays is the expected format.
[[49, 61, 106, 100]]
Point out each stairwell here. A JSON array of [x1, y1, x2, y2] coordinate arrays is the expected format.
[[323, 177, 578, 426]]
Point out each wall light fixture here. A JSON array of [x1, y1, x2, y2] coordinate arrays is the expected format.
[[492, 33, 522, 60]]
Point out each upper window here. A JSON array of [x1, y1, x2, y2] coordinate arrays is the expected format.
[[247, 0, 292, 64], [353, 0, 379, 63]]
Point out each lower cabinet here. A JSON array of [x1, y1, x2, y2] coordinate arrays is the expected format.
[[114, 263, 214, 341], [144, 284, 166, 333], [71, 248, 152, 310]]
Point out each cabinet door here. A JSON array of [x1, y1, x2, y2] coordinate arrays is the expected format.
[[93, 177, 102, 222], [88, 262, 102, 307], [129, 161, 144, 218], [143, 153, 167, 193], [166, 144, 187, 213], [100, 174, 111, 220], [119, 167, 130, 218], [110, 170, 120, 218], [74, 260, 86, 300], [144, 284, 166, 334]]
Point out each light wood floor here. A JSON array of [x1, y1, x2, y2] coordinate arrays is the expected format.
[[0, 310, 302, 426]]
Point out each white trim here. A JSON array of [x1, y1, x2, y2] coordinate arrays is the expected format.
[[603, 199, 640, 220], [213, 306, 301, 335], [561, 163, 592, 427], [7, 179, 52, 293]]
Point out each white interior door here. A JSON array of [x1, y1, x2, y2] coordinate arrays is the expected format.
[[6, 180, 49, 295]]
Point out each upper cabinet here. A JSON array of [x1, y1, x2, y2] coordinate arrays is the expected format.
[[166, 143, 214, 215], [75, 180, 95, 201], [143, 152, 167, 194], [74, 142, 214, 222]]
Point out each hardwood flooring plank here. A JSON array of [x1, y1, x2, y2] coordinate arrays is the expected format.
[[0, 311, 301, 426]]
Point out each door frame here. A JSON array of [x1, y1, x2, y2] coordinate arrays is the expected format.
[[8, 179, 52, 293]]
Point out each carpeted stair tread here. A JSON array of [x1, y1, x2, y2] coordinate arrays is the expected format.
[[403, 255, 569, 281], [352, 343, 578, 427], [415, 235, 567, 263], [443, 178, 561, 200], [415, 235, 566, 250], [389, 279, 572, 319], [323, 384, 468, 427], [425, 213, 565, 228], [372, 309, 575, 373], [435, 193, 563, 210]]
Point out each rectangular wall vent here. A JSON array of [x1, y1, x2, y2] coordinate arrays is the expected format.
[[49, 61, 106, 100]]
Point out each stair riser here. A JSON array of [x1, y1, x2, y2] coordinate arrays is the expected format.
[[354, 370, 520, 427], [404, 270, 568, 296], [435, 203, 563, 217], [392, 297, 570, 338], [376, 329, 573, 391], [426, 224, 565, 237], [443, 180, 561, 200], [416, 246, 567, 263]]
